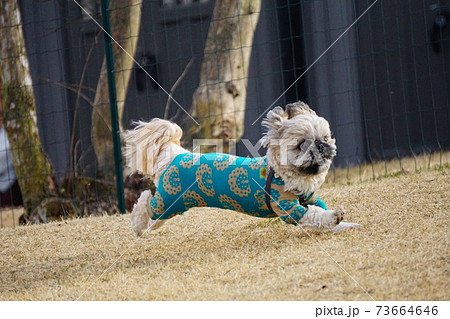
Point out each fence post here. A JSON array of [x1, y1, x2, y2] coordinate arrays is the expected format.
[[100, 0, 126, 214]]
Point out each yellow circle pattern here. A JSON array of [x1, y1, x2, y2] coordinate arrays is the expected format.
[[228, 167, 251, 197], [219, 194, 244, 212], [183, 190, 207, 210], [162, 165, 182, 195], [195, 164, 215, 197]]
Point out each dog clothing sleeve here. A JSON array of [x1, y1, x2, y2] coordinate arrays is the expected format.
[[275, 201, 308, 225], [305, 195, 327, 210], [268, 175, 328, 225], [271, 194, 327, 225]]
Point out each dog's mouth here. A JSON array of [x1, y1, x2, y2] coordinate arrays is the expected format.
[[293, 144, 335, 175]]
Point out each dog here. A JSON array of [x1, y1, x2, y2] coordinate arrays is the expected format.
[[125, 101, 357, 236]]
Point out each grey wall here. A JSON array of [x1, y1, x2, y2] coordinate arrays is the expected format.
[[300, 0, 365, 166], [356, 0, 450, 160], [122, 0, 215, 124]]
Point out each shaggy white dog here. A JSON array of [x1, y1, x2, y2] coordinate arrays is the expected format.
[[125, 101, 359, 236]]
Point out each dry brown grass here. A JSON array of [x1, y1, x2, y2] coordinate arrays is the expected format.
[[0, 166, 448, 301], [326, 151, 450, 185]]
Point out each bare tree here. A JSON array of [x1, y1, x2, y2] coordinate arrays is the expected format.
[[0, 0, 54, 215], [91, 0, 142, 177], [183, 0, 261, 152]]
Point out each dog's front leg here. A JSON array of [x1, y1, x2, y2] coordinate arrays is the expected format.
[[299, 205, 344, 230]]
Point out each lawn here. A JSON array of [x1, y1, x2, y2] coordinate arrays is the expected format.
[[0, 165, 448, 300]]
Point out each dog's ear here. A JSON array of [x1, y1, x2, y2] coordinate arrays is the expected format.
[[286, 101, 316, 119], [262, 106, 287, 131], [260, 106, 287, 147]]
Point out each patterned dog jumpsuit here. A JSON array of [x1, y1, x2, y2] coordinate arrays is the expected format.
[[147, 153, 327, 225]]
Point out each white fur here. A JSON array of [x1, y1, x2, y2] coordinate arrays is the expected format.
[[123, 119, 188, 183], [129, 190, 151, 237]]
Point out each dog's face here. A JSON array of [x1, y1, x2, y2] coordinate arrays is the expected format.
[[260, 101, 336, 193], [281, 113, 336, 175]]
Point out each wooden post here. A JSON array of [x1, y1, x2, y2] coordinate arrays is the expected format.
[[184, 0, 261, 153]]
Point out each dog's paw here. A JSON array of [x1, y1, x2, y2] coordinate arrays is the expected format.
[[334, 206, 345, 224], [130, 212, 148, 237], [300, 205, 345, 230], [132, 228, 144, 237], [321, 206, 345, 228]]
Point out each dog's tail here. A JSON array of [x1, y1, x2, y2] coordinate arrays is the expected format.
[[124, 118, 183, 179]]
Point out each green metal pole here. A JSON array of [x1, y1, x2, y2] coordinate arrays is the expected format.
[[100, 0, 126, 214]]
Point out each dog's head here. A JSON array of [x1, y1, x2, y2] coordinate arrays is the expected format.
[[260, 101, 336, 193]]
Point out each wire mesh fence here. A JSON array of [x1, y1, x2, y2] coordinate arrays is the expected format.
[[0, 0, 449, 228]]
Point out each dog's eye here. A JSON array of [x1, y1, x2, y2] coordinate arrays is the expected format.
[[324, 136, 329, 143], [298, 141, 306, 150]]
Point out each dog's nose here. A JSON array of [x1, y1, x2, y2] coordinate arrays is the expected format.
[[315, 140, 325, 154]]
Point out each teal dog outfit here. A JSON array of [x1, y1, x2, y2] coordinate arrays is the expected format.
[[147, 153, 327, 225]]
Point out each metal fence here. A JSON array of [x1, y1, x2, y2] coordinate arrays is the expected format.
[[1, 0, 449, 228]]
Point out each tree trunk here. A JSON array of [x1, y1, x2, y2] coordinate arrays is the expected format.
[[183, 0, 261, 153], [0, 0, 54, 214], [91, 0, 142, 177]]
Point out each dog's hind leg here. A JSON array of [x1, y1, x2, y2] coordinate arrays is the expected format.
[[130, 190, 165, 236]]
